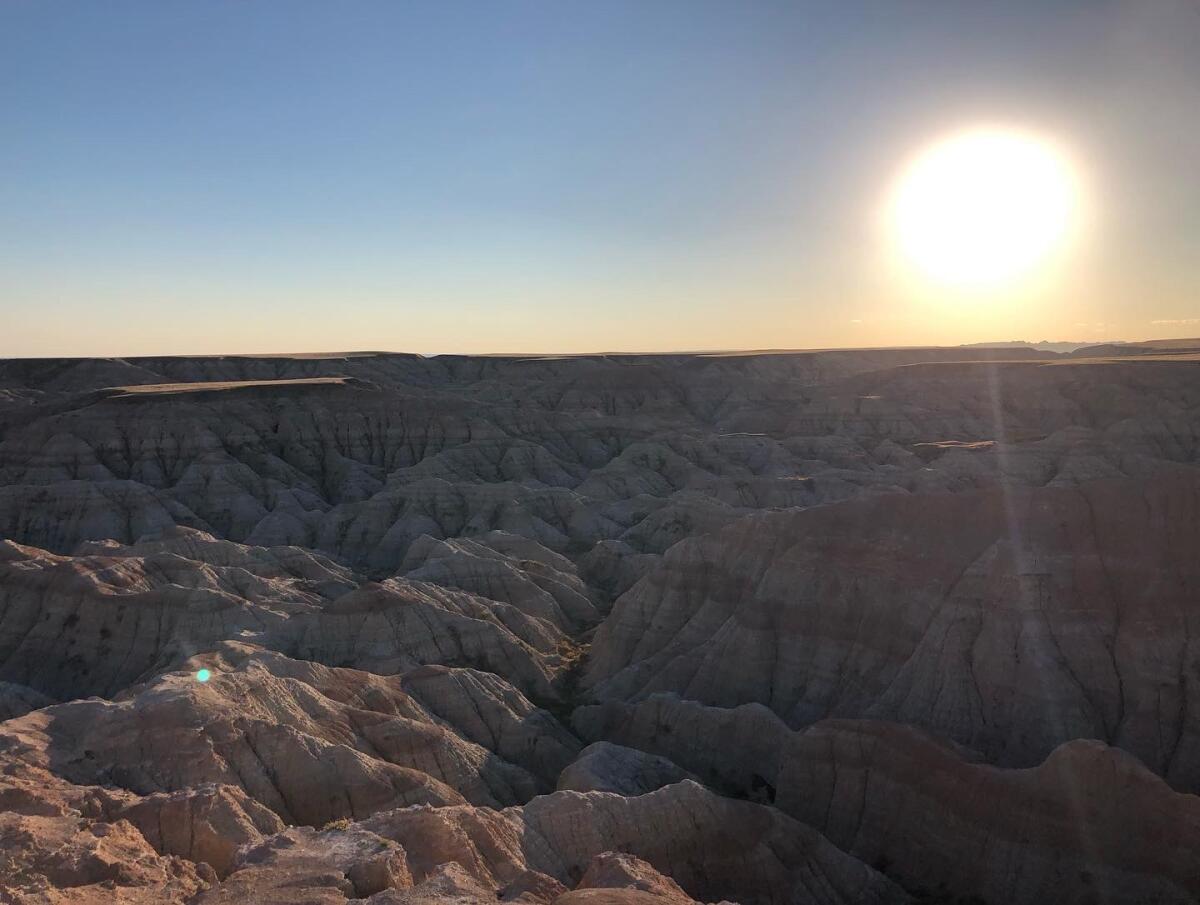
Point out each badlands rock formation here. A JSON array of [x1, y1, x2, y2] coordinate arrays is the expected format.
[[575, 697, 1200, 903], [584, 470, 1200, 788], [555, 743, 696, 796], [0, 344, 1198, 903]]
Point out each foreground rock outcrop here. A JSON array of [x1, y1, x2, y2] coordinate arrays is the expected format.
[[198, 781, 906, 905], [1, 751, 905, 905], [0, 642, 580, 826]]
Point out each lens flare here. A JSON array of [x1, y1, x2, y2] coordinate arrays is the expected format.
[[195, 668, 211, 683]]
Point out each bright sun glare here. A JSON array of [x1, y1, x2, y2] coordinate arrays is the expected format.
[[889, 127, 1083, 291]]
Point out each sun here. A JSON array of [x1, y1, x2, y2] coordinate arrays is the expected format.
[[887, 127, 1083, 290]]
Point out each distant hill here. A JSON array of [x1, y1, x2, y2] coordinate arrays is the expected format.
[[960, 340, 1112, 353], [1069, 337, 1200, 358]]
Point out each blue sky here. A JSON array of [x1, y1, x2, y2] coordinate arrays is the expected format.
[[3, 1, 1198, 354]]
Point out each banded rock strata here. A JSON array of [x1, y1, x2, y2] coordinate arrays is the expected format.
[[1, 346, 1198, 903]]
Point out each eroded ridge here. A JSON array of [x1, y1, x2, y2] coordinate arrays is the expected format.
[[1, 346, 1199, 903]]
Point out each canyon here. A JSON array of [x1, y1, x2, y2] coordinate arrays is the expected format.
[[1, 342, 1198, 904]]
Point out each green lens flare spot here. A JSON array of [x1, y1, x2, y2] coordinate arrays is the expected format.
[[196, 668, 211, 683]]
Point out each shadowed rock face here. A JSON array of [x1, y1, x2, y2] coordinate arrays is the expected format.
[[556, 742, 696, 796], [3, 352, 1198, 570], [574, 696, 1200, 904], [1, 348, 1199, 904], [586, 470, 1200, 789]]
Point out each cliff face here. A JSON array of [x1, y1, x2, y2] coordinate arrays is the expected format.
[[585, 471, 1200, 789], [574, 697, 1200, 904], [1, 348, 1199, 904]]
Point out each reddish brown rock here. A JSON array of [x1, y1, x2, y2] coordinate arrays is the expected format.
[[0, 643, 582, 827], [565, 851, 698, 903], [111, 784, 285, 877]]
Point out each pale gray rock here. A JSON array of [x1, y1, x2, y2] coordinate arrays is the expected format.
[[0, 532, 566, 702], [401, 533, 600, 631], [0, 680, 54, 720], [556, 742, 695, 795], [577, 539, 658, 601]]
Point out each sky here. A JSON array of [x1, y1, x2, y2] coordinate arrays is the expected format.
[[2, 0, 1198, 356]]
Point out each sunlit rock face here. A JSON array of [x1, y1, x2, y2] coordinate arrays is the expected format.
[[1, 347, 1199, 903]]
